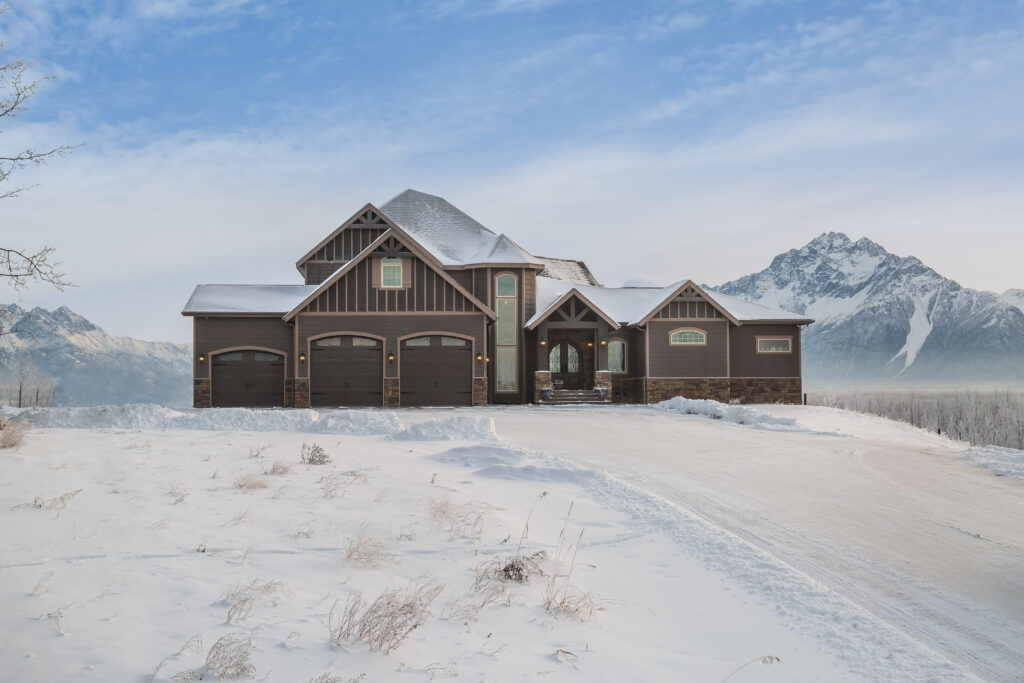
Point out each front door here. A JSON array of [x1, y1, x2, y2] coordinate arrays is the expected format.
[[549, 342, 583, 390]]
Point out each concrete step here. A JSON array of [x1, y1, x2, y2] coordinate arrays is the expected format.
[[539, 389, 611, 405]]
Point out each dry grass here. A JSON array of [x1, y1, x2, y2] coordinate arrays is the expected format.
[[234, 474, 269, 491], [204, 632, 256, 679], [266, 461, 293, 475], [428, 496, 486, 541], [32, 489, 83, 517], [329, 579, 444, 653], [300, 442, 331, 465], [0, 420, 27, 449], [307, 673, 366, 683], [543, 502, 597, 621], [344, 530, 390, 567], [222, 578, 288, 622]]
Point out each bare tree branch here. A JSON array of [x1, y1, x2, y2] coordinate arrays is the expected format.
[[1, 246, 70, 292]]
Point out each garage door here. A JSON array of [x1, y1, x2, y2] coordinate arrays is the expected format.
[[212, 350, 284, 407], [310, 336, 383, 407], [400, 335, 472, 406]]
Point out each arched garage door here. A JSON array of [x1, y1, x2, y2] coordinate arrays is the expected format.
[[310, 336, 383, 407], [212, 350, 284, 407], [401, 335, 472, 406]]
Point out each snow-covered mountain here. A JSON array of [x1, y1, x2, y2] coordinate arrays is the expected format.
[[0, 304, 191, 406], [715, 232, 1024, 385]]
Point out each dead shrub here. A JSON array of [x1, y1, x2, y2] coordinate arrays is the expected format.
[[330, 579, 444, 653], [32, 489, 83, 517], [0, 421, 27, 448], [234, 474, 269, 491], [266, 461, 293, 475], [344, 530, 390, 567], [428, 496, 485, 541], [222, 579, 288, 622], [204, 632, 256, 679], [300, 442, 331, 466]]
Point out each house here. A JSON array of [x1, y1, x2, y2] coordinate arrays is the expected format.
[[182, 189, 813, 408]]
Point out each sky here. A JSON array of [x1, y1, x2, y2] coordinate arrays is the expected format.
[[2, 0, 1023, 344]]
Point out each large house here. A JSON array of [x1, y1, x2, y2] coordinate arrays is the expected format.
[[183, 190, 813, 408]]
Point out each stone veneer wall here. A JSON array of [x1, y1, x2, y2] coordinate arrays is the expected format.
[[291, 378, 310, 408], [611, 377, 644, 404], [383, 378, 400, 407], [472, 377, 488, 406], [533, 371, 551, 403], [593, 371, 612, 395], [729, 378, 802, 404], [642, 378, 801, 404], [194, 379, 211, 408]]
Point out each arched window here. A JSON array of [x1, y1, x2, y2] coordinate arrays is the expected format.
[[495, 273, 518, 392], [670, 328, 707, 346], [607, 339, 626, 372]]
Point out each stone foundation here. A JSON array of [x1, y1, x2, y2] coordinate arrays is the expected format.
[[611, 376, 644, 404], [291, 378, 310, 408], [593, 371, 612, 398], [646, 378, 731, 403], [193, 379, 211, 408], [472, 377, 488, 406], [533, 371, 552, 403], [729, 377, 802, 404], [383, 378, 400, 407]]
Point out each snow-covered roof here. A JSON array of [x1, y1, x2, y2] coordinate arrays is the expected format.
[[378, 189, 543, 267], [527, 277, 812, 328], [534, 256, 601, 286], [182, 285, 319, 315]]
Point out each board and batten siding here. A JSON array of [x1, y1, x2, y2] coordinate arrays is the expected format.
[[646, 320, 729, 378], [651, 297, 727, 320], [295, 313, 488, 380], [301, 255, 477, 315], [193, 317, 295, 379], [729, 323, 802, 377]]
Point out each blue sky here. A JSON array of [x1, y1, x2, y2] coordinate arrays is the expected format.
[[3, 0, 1023, 343]]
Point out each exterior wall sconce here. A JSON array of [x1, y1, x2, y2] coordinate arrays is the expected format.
[[539, 339, 547, 346], [198, 353, 206, 363], [587, 341, 594, 348], [299, 353, 306, 362], [600, 339, 607, 346], [476, 353, 483, 361], [388, 353, 395, 362], [485, 357, 491, 363]]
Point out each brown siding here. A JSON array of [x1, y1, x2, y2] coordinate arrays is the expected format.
[[448, 270, 473, 292], [523, 270, 537, 320], [193, 317, 295, 379], [305, 262, 342, 285], [307, 226, 387, 263], [303, 254, 475, 315], [652, 287, 726, 320], [729, 324, 802, 378], [647, 320, 728, 378], [295, 313, 488, 381]]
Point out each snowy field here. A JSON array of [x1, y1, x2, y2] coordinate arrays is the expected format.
[[1, 402, 1022, 682]]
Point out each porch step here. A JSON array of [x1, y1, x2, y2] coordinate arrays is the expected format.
[[539, 389, 611, 405]]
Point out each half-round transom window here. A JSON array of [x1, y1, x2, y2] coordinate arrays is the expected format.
[[670, 329, 706, 345]]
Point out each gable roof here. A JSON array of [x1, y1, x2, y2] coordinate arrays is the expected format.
[[378, 189, 543, 268], [534, 256, 601, 286], [295, 203, 388, 274], [282, 226, 497, 322], [183, 284, 319, 315], [527, 276, 813, 328]]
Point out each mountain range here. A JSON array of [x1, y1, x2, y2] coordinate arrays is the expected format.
[[715, 232, 1024, 386], [0, 304, 191, 406]]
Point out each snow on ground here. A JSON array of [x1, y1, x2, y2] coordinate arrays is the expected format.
[[1, 401, 1021, 681]]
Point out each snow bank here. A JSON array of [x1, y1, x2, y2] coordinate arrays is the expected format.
[[393, 416, 498, 442], [428, 445, 527, 467], [963, 445, 1024, 483], [473, 463, 598, 484], [3, 404, 401, 436], [654, 396, 798, 428]]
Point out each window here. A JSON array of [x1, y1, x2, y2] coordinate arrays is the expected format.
[[670, 328, 706, 345], [441, 336, 467, 347], [608, 340, 626, 373], [216, 351, 244, 361], [381, 257, 402, 288], [352, 337, 380, 347], [314, 337, 341, 347], [495, 273, 517, 392], [757, 337, 792, 353], [253, 351, 280, 362], [404, 336, 430, 347]]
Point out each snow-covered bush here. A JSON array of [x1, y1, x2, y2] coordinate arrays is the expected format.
[[300, 442, 331, 465]]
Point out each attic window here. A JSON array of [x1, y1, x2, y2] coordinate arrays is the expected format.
[[670, 328, 707, 345], [381, 257, 403, 288], [757, 337, 792, 353]]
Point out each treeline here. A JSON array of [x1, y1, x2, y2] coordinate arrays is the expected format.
[[809, 390, 1024, 450]]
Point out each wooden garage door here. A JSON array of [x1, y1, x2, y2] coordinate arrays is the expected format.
[[400, 335, 472, 407], [310, 336, 383, 407], [212, 350, 284, 407]]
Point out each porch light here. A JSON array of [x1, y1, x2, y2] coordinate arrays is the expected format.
[[476, 353, 483, 361], [600, 339, 607, 346], [299, 353, 306, 362], [388, 353, 395, 362], [198, 353, 206, 363], [485, 357, 491, 363], [587, 341, 594, 348], [539, 339, 547, 346]]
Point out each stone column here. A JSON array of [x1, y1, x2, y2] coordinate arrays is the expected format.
[[383, 378, 400, 407], [293, 378, 310, 408], [193, 379, 211, 408], [534, 370, 552, 403], [472, 377, 488, 406]]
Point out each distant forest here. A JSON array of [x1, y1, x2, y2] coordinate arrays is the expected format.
[[810, 390, 1024, 450]]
